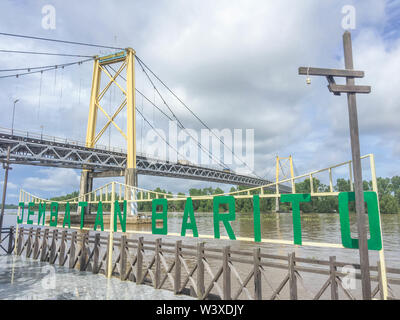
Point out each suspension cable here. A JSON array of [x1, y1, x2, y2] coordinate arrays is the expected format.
[[136, 55, 262, 178], [109, 64, 230, 169], [0, 49, 94, 58], [0, 58, 93, 79], [0, 32, 123, 50], [136, 62, 231, 170], [136, 108, 189, 162]]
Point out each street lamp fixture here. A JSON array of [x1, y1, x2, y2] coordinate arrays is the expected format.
[[11, 99, 19, 135]]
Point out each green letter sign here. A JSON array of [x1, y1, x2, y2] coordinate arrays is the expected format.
[[213, 196, 236, 240], [17, 202, 24, 224], [114, 200, 127, 232], [280, 193, 311, 245], [27, 202, 35, 225], [49, 202, 59, 227], [338, 191, 382, 250], [94, 202, 104, 231], [253, 195, 261, 242], [152, 198, 168, 235], [181, 197, 198, 237]]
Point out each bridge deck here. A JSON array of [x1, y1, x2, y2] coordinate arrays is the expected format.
[[0, 129, 291, 191]]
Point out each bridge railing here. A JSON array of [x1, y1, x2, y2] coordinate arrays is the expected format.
[[16, 154, 377, 205], [0, 126, 127, 153]]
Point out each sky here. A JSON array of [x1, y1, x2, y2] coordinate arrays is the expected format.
[[0, 0, 399, 203]]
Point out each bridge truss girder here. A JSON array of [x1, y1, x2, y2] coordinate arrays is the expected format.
[[0, 133, 291, 191]]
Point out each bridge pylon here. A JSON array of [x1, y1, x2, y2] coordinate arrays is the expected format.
[[275, 155, 295, 212], [79, 48, 138, 215]]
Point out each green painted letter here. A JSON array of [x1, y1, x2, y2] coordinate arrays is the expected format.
[[253, 195, 261, 242], [152, 198, 168, 235], [114, 200, 126, 232], [17, 202, 24, 224], [63, 202, 71, 228], [49, 202, 59, 227], [280, 193, 311, 245], [27, 202, 35, 225], [213, 196, 236, 240], [38, 203, 46, 226], [181, 197, 198, 237], [94, 202, 104, 231], [338, 191, 382, 250], [78, 202, 87, 229]]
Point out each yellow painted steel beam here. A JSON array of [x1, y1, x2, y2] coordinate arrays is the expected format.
[[95, 101, 127, 141], [93, 99, 127, 144], [289, 155, 296, 193], [370, 154, 388, 300], [126, 48, 136, 170], [97, 62, 126, 102], [99, 64, 127, 96], [99, 51, 126, 65], [85, 58, 101, 148]]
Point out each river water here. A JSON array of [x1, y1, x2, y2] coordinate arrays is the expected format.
[[128, 211, 400, 268], [1, 210, 400, 299]]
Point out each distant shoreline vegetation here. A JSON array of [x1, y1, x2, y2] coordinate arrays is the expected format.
[[42, 176, 400, 215], [0, 204, 19, 209]]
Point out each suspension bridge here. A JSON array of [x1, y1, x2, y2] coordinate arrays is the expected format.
[[0, 35, 293, 204], [0, 31, 393, 300]]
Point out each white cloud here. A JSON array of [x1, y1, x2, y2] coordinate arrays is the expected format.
[[0, 181, 18, 189], [0, 0, 398, 196], [22, 168, 80, 193]]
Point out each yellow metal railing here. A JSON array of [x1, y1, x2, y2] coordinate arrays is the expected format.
[[18, 154, 376, 204]]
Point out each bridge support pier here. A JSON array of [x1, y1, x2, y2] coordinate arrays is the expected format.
[[79, 169, 93, 215], [125, 168, 138, 216]]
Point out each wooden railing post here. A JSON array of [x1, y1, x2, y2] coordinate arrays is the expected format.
[[289, 252, 298, 300], [254, 247, 262, 300], [7, 226, 14, 254], [197, 242, 205, 298], [93, 233, 100, 274], [155, 238, 161, 288], [377, 261, 385, 300], [136, 237, 144, 284], [80, 232, 87, 271], [330, 256, 339, 300], [120, 235, 127, 280], [33, 228, 41, 259], [25, 228, 33, 258], [223, 246, 231, 300], [49, 229, 57, 264], [59, 230, 67, 266], [40, 228, 49, 262], [16, 227, 23, 256], [174, 240, 182, 294], [69, 231, 77, 269]]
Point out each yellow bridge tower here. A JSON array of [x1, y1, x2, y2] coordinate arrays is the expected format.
[[79, 48, 137, 214]]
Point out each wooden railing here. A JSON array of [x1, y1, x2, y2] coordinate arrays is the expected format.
[[0, 227, 14, 254], [10, 225, 400, 300]]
